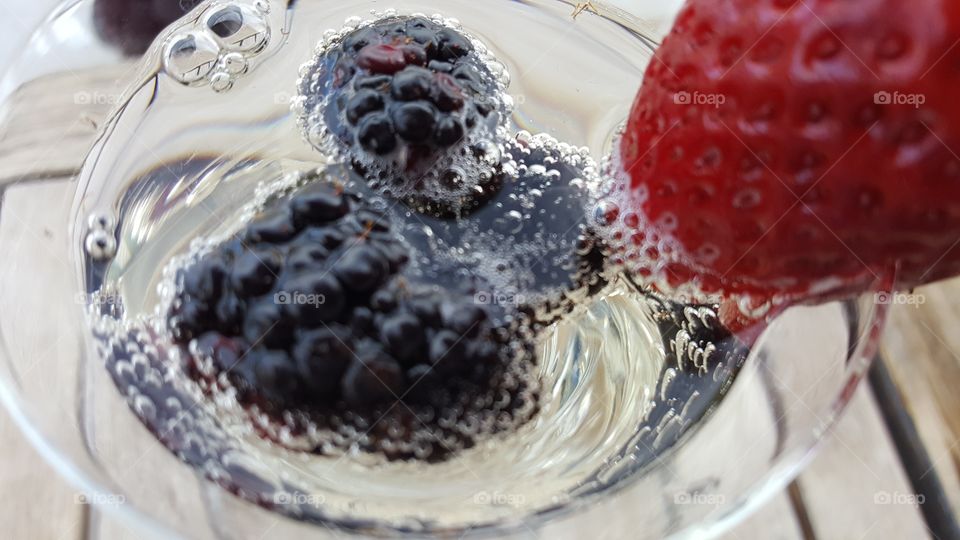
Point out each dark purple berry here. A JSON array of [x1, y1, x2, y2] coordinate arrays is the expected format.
[[370, 289, 399, 312], [351, 307, 375, 332], [357, 113, 397, 155], [354, 75, 392, 91], [335, 245, 389, 293], [433, 74, 466, 112], [213, 294, 245, 335], [437, 28, 473, 60], [343, 28, 379, 52], [341, 345, 405, 406], [298, 226, 345, 250], [231, 250, 281, 296], [357, 44, 414, 74], [287, 245, 329, 272], [195, 332, 247, 372], [166, 168, 551, 462], [298, 15, 507, 214], [409, 297, 442, 325], [345, 90, 385, 126], [182, 257, 227, 304], [442, 303, 488, 336], [429, 330, 467, 368], [392, 102, 437, 143], [428, 60, 454, 73], [291, 188, 349, 223], [404, 363, 440, 402], [246, 210, 298, 244], [243, 302, 294, 348], [351, 209, 392, 233], [171, 300, 206, 341], [251, 350, 303, 401], [371, 241, 410, 272], [293, 327, 354, 396], [380, 313, 425, 363], [391, 68, 433, 101], [435, 117, 465, 147], [281, 273, 346, 326]]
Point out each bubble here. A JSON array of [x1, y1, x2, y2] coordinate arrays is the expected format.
[[87, 212, 115, 231], [528, 164, 547, 176], [210, 72, 233, 92], [474, 140, 502, 166], [85, 229, 117, 261], [737, 294, 774, 318], [492, 210, 525, 235], [164, 32, 221, 84], [593, 200, 619, 226]]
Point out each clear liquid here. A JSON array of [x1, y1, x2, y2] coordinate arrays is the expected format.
[[73, 0, 746, 532]]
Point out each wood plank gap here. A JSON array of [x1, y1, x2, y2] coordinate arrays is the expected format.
[[786, 481, 817, 540], [1, 168, 82, 187], [869, 357, 960, 540], [80, 505, 93, 540]]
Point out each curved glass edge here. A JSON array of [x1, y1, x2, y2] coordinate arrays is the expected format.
[[0, 1, 897, 539], [668, 286, 893, 540], [0, 328, 182, 539]]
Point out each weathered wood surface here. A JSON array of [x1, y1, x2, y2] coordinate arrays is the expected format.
[[0, 53, 952, 540], [879, 280, 960, 523], [0, 64, 136, 185]]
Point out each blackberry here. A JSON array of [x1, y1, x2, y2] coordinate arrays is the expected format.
[[94, 0, 203, 56], [168, 171, 540, 461], [389, 138, 611, 328], [297, 16, 509, 216]]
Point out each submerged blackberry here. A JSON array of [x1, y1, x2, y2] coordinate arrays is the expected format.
[[394, 137, 611, 328], [168, 172, 539, 461], [297, 15, 509, 216]]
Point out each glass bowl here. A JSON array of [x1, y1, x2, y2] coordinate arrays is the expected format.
[[0, 1, 892, 538]]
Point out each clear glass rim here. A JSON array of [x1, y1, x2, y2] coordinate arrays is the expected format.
[[0, 286, 892, 540], [0, 1, 894, 538]]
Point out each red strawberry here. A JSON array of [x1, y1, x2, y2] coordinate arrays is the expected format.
[[617, 0, 960, 302]]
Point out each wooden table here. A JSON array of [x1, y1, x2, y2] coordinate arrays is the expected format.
[[0, 64, 957, 540]]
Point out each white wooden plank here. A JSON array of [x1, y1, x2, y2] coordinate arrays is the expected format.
[[0, 179, 86, 539], [0, 407, 85, 540], [721, 492, 805, 540], [0, 64, 136, 185], [880, 280, 960, 520], [797, 386, 930, 539]]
